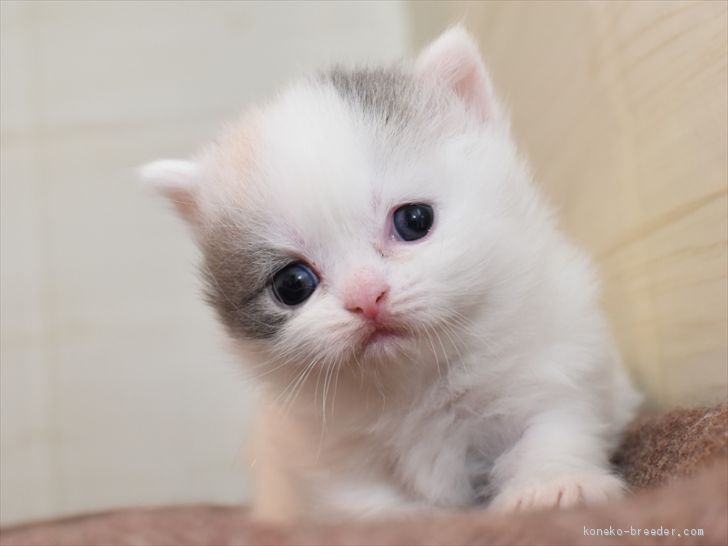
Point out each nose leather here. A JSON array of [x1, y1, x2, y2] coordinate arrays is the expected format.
[[343, 274, 389, 320]]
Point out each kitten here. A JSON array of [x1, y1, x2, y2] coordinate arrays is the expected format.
[[140, 27, 641, 521]]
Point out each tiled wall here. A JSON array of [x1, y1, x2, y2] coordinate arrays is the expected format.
[[0, 0, 410, 525]]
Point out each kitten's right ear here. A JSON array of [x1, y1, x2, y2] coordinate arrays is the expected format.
[[138, 159, 201, 223], [415, 26, 502, 124]]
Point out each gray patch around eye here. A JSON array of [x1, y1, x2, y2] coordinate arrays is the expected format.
[[323, 66, 416, 129], [200, 223, 292, 341]]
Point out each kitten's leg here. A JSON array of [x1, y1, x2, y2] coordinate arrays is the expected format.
[[318, 480, 436, 520], [252, 475, 430, 522], [488, 406, 625, 511], [251, 402, 432, 521]]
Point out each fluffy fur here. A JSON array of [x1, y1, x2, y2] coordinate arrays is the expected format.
[[140, 28, 641, 521]]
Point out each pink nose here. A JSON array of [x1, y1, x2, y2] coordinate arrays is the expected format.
[[344, 276, 389, 321]]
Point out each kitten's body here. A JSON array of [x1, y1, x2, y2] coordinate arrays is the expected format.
[[142, 28, 640, 521], [250, 232, 635, 520]]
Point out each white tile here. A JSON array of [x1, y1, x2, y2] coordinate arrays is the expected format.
[[0, 138, 55, 526], [29, 127, 260, 514], [50, 324, 254, 515], [0, 346, 54, 525], [0, 140, 46, 338], [0, 1, 35, 134], [28, 1, 409, 131]]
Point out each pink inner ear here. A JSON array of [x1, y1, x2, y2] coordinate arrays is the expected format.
[[164, 186, 198, 222], [452, 67, 490, 122], [416, 28, 494, 123]]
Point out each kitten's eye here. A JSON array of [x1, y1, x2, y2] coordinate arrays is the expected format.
[[272, 262, 319, 306], [393, 203, 434, 241]]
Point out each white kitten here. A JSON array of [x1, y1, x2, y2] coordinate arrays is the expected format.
[[141, 28, 641, 521]]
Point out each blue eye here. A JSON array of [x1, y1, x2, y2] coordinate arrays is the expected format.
[[393, 203, 434, 241], [272, 262, 318, 306]]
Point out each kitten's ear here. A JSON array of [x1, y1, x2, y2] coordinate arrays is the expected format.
[[138, 159, 201, 223], [415, 27, 501, 123]]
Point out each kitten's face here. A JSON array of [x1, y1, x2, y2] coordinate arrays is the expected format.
[[142, 29, 537, 380]]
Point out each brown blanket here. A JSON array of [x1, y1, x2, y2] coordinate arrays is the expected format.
[[2, 404, 727, 546]]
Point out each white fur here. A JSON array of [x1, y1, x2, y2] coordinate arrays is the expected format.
[[142, 27, 641, 521], [138, 159, 201, 221], [138, 159, 199, 195]]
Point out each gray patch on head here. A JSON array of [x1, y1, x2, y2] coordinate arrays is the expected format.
[[200, 218, 292, 341], [323, 66, 417, 130]]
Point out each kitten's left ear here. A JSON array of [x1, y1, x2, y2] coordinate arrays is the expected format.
[[138, 159, 201, 224], [415, 27, 502, 123]]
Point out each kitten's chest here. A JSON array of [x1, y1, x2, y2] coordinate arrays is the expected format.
[[375, 389, 522, 507]]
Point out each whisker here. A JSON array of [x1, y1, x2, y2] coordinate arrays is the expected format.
[[282, 356, 320, 418], [422, 323, 442, 381]]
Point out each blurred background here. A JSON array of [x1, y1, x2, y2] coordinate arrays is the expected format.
[[1, 0, 726, 527]]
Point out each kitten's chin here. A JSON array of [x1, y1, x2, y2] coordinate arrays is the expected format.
[[359, 326, 408, 357]]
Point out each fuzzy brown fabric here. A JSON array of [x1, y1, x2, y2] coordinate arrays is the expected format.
[[2, 404, 727, 546], [614, 404, 728, 488]]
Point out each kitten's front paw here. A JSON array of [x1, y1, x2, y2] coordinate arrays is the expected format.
[[490, 472, 625, 512]]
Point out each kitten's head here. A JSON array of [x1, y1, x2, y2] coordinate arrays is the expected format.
[[141, 28, 544, 383]]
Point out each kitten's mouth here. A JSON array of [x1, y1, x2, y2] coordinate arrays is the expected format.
[[361, 325, 406, 350]]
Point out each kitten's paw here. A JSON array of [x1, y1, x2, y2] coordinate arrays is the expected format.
[[490, 472, 625, 512]]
